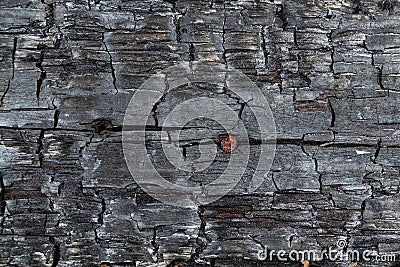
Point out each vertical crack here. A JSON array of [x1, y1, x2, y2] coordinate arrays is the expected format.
[[377, 65, 385, 91], [312, 157, 323, 193], [238, 102, 245, 120], [11, 37, 17, 80], [330, 47, 335, 73], [371, 139, 382, 164], [79, 131, 94, 160], [260, 26, 268, 67], [376, 67, 385, 90], [271, 173, 280, 191], [0, 81, 11, 108], [151, 227, 159, 262], [190, 206, 209, 262], [189, 43, 195, 62], [182, 146, 187, 159], [327, 30, 334, 73], [360, 199, 367, 222], [300, 145, 310, 156], [151, 99, 162, 129], [94, 195, 106, 244], [102, 32, 118, 93], [276, 4, 288, 31], [41, 2, 55, 37], [49, 236, 60, 267], [0, 173, 5, 234], [1, 37, 18, 108], [371, 54, 387, 95], [173, 13, 181, 43], [37, 130, 45, 167], [35, 2, 54, 103], [312, 151, 332, 205], [312, 154, 336, 207], [36, 70, 46, 103], [381, 0, 394, 13], [150, 74, 169, 129], [52, 97, 60, 129], [327, 98, 336, 128], [94, 228, 101, 243], [97, 197, 106, 225], [53, 109, 60, 129], [36, 47, 47, 104]]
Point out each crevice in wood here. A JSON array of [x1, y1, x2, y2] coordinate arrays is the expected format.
[[381, 0, 394, 13], [271, 173, 280, 191], [238, 102, 245, 120], [312, 157, 323, 192], [0, 37, 17, 108], [0, 80, 11, 108], [79, 131, 94, 160], [173, 13, 181, 43], [36, 129, 45, 168], [11, 37, 17, 80], [276, 4, 288, 31], [300, 145, 310, 156], [53, 109, 60, 129], [189, 43, 195, 62], [0, 174, 5, 234], [259, 26, 268, 67], [360, 199, 367, 222], [94, 228, 101, 243], [190, 206, 209, 262], [151, 103, 161, 129], [371, 138, 382, 164], [327, 98, 336, 128], [102, 32, 118, 93], [97, 197, 106, 225], [41, 1, 55, 37], [328, 30, 334, 73], [371, 53, 387, 96], [36, 47, 47, 104], [181, 145, 187, 159], [49, 236, 60, 267], [151, 227, 160, 262]]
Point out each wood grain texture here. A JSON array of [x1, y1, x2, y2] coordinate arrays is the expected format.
[[0, 0, 399, 266]]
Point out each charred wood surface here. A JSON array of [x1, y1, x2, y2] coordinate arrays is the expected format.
[[0, 0, 400, 266]]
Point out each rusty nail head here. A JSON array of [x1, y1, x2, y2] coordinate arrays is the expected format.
[[220, 135, 238, 153]]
